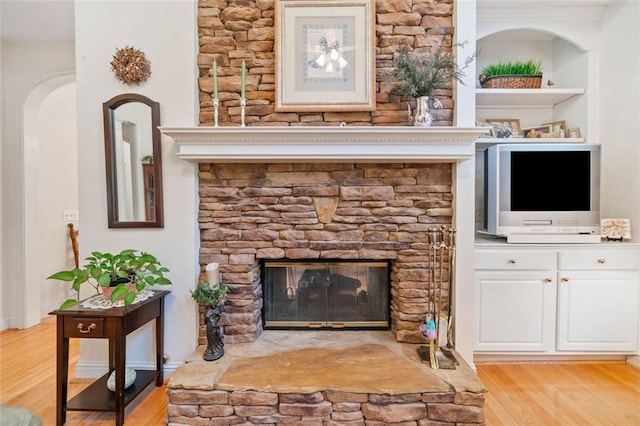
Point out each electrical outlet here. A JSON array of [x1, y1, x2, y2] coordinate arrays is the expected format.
[[63, 209, 79, 222]]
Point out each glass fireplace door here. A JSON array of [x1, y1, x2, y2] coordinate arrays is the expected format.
[[263, 261, 389, 329]]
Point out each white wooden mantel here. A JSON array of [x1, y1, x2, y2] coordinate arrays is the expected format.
[[159, 126, 487, 162]]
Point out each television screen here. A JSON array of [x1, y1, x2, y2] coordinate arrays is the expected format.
[[510, 151, 591, 212]]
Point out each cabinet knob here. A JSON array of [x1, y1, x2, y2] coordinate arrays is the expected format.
[[77, 322, 97, 334], [597, 258, 606, 264], [544, 277, 553, 283], [561, 276, 570, 283], [508, 259, 517, 264]]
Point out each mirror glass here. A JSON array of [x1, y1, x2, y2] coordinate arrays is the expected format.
[[103, 94, 163, 228]]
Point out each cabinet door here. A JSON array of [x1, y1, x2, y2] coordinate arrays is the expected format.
[[475, 272, 556, 352], [557, 270, 639, 352]]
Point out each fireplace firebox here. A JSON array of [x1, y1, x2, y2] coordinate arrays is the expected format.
[[262, 261, 390, 329]]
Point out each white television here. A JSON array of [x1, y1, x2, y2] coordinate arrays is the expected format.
[[482, 143, 601, 243]]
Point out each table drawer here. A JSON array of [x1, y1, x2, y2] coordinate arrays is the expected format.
[[64, 317, 106, 338], [559, 249, 640, 270], [475, 250, 556, 270]]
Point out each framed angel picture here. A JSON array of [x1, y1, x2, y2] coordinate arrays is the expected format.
[[275, 0, 375, 111]]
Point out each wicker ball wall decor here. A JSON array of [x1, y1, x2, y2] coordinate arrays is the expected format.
[[110, 46, 151, 85]]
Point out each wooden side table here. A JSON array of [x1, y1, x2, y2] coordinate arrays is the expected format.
[[50, 290, 169, 426]]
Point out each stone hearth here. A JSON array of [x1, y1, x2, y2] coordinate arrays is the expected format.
[[167, 330, 486, 425]]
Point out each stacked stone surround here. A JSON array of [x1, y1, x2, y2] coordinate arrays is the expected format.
[[168, 389, 484, 425], [198, 162, 453, 344], [197, 0, 456, 126]]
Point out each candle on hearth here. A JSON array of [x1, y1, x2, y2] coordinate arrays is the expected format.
[[213, 59, 218, 99], [205, 262, 220, 289], [241, 60, 246, 99]]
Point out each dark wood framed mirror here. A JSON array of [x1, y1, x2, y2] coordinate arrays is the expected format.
[[103, 93, 164, 228]]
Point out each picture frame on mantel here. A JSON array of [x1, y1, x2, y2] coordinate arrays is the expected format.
[[275, 0, 375, 112]]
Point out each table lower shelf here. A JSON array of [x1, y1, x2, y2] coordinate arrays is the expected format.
[[67, 369, 158, 412]]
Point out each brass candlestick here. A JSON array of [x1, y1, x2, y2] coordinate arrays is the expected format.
[[213, 98, 219, 127], [240, 98, 246, 127]]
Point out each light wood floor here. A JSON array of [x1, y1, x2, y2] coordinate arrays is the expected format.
[[1, 318, 639, 425]]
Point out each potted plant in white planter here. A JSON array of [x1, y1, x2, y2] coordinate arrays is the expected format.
[[48, 249, 172, 309], [388, 41, 474, 126], [191, 280, 229, 361]]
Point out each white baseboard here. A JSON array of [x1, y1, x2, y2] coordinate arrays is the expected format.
[[474, 353, 627, 363], [0, 318, 11, 332], [74, 361, 179, 379], [627, 355, 640, 369]]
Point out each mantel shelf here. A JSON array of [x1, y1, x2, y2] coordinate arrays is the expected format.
[[159, 126, 488, 162]]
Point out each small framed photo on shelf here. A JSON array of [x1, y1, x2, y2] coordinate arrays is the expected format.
[[485, 118, 521, 138], [600, 218, 631, 241], [476, 120, 495, 138], [542, 120, 567, 138], [567, 127, 582, 138], [522, 124, 553, 138]]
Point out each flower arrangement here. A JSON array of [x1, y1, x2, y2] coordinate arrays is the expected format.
[[388, 41, 474, 101]]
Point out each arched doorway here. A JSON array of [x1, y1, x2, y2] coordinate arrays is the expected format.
[[22, 74, 77, 328]]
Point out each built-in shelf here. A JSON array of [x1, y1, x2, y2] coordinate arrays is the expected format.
[[476, 88, 585, 108], [159, 126, 489, 162], [476, 137, 586, 149]]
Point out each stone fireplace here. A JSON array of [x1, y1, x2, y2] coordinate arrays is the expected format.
[[161, 126, 484, 347], [161, 126, 486, 425], [198, 160, 454, 344]]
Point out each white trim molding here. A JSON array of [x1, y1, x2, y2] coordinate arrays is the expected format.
[[159, 126, 487, 162]]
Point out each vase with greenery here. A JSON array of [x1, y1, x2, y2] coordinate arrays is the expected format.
[[388, 41, 474, 126], [479, 60, 543, 88], [191, 280, 229, 361], [48, 249, 172, 309]]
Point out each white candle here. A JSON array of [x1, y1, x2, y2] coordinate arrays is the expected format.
[[213, 59, 218, 99], [205, 263, 220, 289]]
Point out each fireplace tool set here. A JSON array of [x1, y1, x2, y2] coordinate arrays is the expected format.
[[417, 225, 459, 369]]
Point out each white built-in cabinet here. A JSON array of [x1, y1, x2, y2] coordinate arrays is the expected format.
[[474, 242, 640, 356]]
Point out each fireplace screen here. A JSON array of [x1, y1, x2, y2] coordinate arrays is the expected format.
[[263, 261, 389, 329]]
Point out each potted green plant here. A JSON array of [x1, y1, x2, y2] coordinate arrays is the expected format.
[[388, 41, 474, 126], [191, 280, 229, 361], [48, 249, 172, 309], [141, 154, 154, 164], [478, 59, 543, 88]]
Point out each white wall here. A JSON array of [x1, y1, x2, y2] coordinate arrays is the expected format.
[[74, 0, 198, 376], [599, 0, 640, 242], [0, 41, 75, 330], [39, 83, 78, 316]]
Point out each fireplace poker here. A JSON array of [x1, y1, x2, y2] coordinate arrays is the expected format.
[[437, 226, 448, 348], [446, 228, 457, 348]]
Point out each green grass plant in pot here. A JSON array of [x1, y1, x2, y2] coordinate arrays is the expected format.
[[191, 280, 229, 361], [479, 60, 543, 88], [48, 249, 172, 309], [388, 41, 474, 126]]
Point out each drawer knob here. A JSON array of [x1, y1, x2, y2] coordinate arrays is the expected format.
[[77, 322, 97, 334], [544, 277, 552, 283], [561, 276, 570, 283], [508, 259, 517, 264], [597, 258, 606, 264]]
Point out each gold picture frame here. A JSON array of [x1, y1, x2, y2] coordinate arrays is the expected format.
[[275, 0, 375, 112], [486, 118, 522, 138], [542, 120, 567, 138]]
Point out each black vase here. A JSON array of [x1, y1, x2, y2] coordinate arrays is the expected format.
[[203, 304, 224, 361]]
